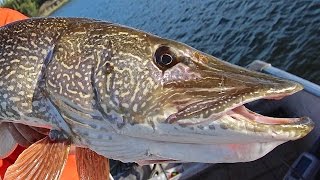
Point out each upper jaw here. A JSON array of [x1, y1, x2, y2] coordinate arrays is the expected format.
[[166, 79, 303, 123], [166, 81, 314, 141]]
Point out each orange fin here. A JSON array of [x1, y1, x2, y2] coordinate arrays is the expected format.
[[4, 136, 70, 180], [76, 147, 110, 180]]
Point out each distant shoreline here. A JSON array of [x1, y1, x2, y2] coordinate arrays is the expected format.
[[39, 0, 69, 17]]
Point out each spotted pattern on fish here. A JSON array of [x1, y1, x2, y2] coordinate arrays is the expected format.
[[0, 18, 107, 128], [0, 18, 169, 138], [0, 18, 313, 163], [0, 20, 60, 121]]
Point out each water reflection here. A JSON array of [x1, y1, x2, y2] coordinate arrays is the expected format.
[[52, 0, 320, 84]]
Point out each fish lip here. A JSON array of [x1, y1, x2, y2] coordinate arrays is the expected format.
[[168, 83, 312, 127]]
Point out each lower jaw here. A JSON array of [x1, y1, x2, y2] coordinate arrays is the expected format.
[[174, 105, 313, 142], [134, 140, 287, 165]]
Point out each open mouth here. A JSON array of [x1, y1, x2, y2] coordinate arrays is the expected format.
[[228, 94, 301, 125], [168, 86, 313, 129], [229, 105, 301, 125]]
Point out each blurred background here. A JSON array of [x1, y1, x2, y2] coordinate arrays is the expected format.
[[1, 0, 319, 85]]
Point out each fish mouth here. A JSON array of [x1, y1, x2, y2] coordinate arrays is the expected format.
[[167, 83, 314, 140]]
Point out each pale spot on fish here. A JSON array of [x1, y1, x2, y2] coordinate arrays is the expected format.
[[75, 72, 82, 78], [16, 46, 29, 51], [17, 74, 24, 79], [9, 97, 20, 102], [6, 111, 14, 116], [78, 82, 84, 89], [7, 86, 14, 91], [1, 102, 6, 110], [29, 56, 39, 61], [41, 49, 47, 55], [122, 103, 129, 108], [32, 101, 39, 106], [133, 104, 138, 112], [10, 59, 20, 63], [21, 103, 28, 107], [39, 107, 47, 112]]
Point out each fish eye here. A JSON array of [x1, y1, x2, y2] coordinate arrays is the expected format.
[[160, 53, 173, 65], [154, 46, 178, 70]]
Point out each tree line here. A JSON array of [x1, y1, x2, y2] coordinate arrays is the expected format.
[[0, 0, 49, 16]]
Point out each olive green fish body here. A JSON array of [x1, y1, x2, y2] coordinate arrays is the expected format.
[[0, 18, 149, 138], [0, 18, 67, 128], [0, 18, 314, 164]]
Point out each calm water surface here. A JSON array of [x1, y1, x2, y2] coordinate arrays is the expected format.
[[52, 0, 320, 84]]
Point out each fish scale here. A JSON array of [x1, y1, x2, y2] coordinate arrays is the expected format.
[[0, 19, 71, 123], [0, 17, 156, 144], [0, 19, 112, 126]]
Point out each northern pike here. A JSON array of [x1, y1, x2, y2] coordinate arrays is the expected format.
[[0, 18, 314, 179]]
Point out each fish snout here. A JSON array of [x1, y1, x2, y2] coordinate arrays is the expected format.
[[191, 52, 304, 99]]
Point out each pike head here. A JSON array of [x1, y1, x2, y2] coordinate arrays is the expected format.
[[88, 25, 314, 164]]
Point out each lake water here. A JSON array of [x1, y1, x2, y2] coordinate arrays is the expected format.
[[52, 0, 320, 84]]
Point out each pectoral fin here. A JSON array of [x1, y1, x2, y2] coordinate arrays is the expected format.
[[13, 123, 46, 144], [76, 147, 110, 180], [7, 123, 32, 147], [0, 123, 17, 159], [4, 137, 70, 180], [4, 123, 48, 149]]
